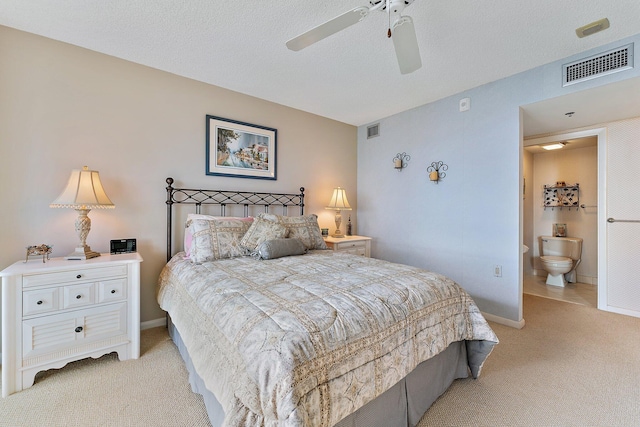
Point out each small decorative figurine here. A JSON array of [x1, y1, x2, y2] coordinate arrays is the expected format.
[[25, 244, 53, 263]]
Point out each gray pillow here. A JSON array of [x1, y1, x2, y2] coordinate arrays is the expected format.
[[252, 238, 307, 260]]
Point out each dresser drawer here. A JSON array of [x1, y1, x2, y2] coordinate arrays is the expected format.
[[23, 288, 60, 316], [98, 278, 127, 303], [333, 240, 366, 251], [335, 241, 366, 251], [22, 264, 128, 288], [22, 302, 127, 358], [63, 282, 96, 309], [342, 246, 367, 256]]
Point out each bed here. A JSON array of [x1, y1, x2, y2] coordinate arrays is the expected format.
[[157, 178, 498, 427]]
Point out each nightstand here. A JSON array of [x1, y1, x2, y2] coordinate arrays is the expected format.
[[324, 235, 372, 257], [1, 252, 142, 397]]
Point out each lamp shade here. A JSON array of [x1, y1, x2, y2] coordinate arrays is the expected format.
[[50, 166, 115, 209], [326, 187, 352, 210]]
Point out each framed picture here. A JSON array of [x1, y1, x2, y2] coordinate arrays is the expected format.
[[206, 115, 277, 180], [553, 223, 567, 237]]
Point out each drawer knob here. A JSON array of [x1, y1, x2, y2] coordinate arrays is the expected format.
[[76, 274, 82, 279], [76, 294, 82, 299], [110, 289, 116, 294], [37, 300, 43, 305], [75, 326, 83, 333]]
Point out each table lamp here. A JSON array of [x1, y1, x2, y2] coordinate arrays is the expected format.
[[50, 166, 115, 260], [325, 187, 351, 238]]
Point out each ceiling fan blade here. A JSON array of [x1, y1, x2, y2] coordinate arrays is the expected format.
[[286, 7, 370, 51], [392, 16, 422, 74]]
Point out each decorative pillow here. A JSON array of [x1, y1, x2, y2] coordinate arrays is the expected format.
[[188, 217, 253, 263], [240, 217, 288, 251], [258, 213, 328, 250], [252, 238, 307, 260], [184, 215, 252, 258]]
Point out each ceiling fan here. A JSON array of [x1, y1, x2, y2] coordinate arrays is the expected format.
[[286, 0, 422, 75]]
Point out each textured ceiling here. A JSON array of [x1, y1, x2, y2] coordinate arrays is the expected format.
[[1, 0, 639, 127]]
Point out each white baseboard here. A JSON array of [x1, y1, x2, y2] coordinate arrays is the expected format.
[[600, 305, 640, 319], [481, 311, 526, 329], [141, 318, 166, 330]]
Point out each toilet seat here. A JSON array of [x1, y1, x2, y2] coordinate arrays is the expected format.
[[540, 255, 573, 267]]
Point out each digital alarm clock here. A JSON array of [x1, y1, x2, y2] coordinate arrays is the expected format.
[[110, 238, 137, 254]]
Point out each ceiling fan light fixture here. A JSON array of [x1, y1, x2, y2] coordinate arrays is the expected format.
[[287, 0, 421, 75], [392, 16, 422, 74], [285, 7, 370, 51]]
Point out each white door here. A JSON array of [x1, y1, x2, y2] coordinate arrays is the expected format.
[[600, 118, 640, 317]]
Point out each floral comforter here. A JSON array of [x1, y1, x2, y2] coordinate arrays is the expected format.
[[157, 250, 498, 427]]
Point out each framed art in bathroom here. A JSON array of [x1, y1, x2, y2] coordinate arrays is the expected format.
[[206, 115, 277, 180], [553, 223, 567, 237]]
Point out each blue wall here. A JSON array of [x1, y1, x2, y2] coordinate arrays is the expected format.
[[357, 33, 640, 323]]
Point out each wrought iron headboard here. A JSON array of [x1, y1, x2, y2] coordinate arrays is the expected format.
[[165, 177, 305, 261]]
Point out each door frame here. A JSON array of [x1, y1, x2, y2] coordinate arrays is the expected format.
[[523, 127, 607, 310]]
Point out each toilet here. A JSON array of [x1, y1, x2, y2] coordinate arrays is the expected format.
[[539, 236, 582, 287]]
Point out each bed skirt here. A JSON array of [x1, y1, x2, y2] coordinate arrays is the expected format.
[[168, 317, 469, 427]]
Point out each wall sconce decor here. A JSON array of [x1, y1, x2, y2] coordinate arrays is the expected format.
[[427, 161, 448, 183], [393, 152, 411, 171]]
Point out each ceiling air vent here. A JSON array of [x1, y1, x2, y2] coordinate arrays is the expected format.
[[367, 123, 380, 139], [563, 43, 634, 87]]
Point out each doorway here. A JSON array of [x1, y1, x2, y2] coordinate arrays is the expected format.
[[519, 76, 640, 320], [523, 131, 599, 308]]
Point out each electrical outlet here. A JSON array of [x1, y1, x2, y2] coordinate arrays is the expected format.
[[494, 265, 502, 277], [459, 97, 470, 112]]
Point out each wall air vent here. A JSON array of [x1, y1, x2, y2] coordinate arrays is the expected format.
[[367, 123, 380, 139], [563, 43, 633, 87]]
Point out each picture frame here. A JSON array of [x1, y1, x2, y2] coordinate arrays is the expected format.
[[553, 223, 567, 237], [206, 115, 277, 180]]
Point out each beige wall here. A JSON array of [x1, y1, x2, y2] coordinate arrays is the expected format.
[[0, 26, 357, 329]]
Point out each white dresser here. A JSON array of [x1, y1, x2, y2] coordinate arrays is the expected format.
[[323, 235, 372, 257], [1, 252, 142, 397]]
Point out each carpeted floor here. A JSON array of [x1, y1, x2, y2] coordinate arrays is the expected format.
[[418, 294, 640, 426], [1, 294, 639, 426], [0, 326, 211, 427]]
